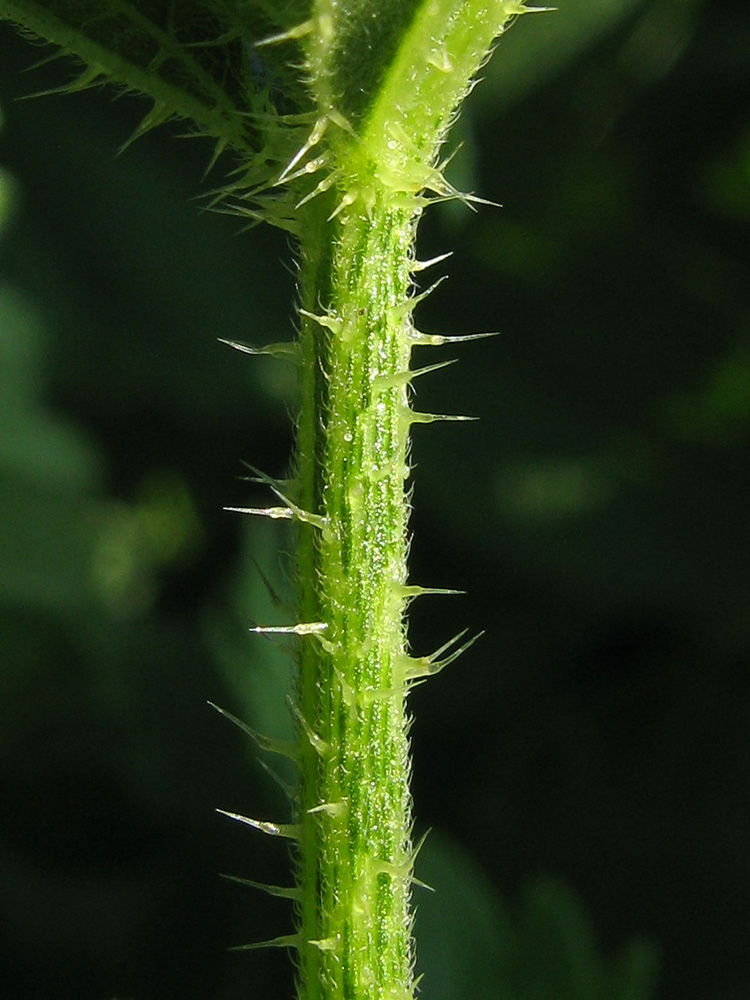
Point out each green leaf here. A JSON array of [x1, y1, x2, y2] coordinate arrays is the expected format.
[[0, 0, 256, 150]]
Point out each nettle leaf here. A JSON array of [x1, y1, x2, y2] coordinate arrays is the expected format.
[[0, 1, 312, 154]]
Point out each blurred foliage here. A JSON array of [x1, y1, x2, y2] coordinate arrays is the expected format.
[[417, 833, 658, 1000], [1, 0, 749, 998]]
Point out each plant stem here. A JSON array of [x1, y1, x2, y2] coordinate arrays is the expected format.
[[294, 193, 418, 999], [291, 6, 535, 996]]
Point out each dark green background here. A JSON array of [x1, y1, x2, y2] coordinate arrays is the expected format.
[[1, 1, 748, 998]]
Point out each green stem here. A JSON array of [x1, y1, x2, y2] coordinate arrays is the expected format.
[[291, 4, 533, 998], [294, 195, 418, 1000]]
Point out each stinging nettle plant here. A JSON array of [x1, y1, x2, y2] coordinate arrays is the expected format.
[[0, 2, 547, 998]]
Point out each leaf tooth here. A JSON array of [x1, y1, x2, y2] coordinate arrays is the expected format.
[[119, 101, 173, 153], [23, 48, 70, 74], [203, 137, 229, 178], [22, 61, 103, 100]]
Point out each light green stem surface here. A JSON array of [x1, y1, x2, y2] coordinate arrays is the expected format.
[[292, 5, 531, 998], [295, 197, 418, 999]]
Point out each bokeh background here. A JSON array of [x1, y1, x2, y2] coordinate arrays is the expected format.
[[1, 1, 749, 998]]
